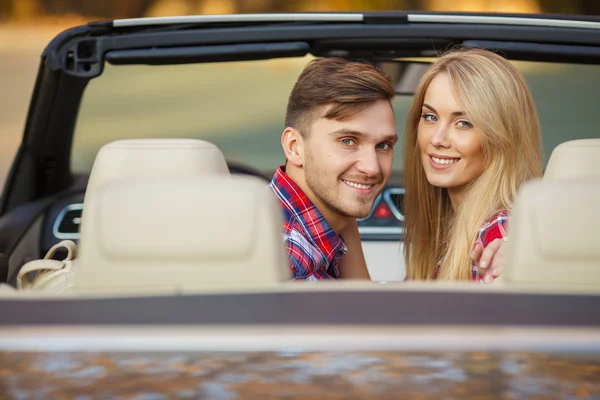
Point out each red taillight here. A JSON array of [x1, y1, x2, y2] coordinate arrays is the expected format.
[[374, 203, 392, 219]]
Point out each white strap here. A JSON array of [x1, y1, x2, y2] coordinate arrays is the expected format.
[[17, 240, 77, 290], [44, 240, 77, 261]]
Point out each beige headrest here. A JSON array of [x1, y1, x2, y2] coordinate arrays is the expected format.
[[504, 178, 600, 287], [84, 139, 229, 202], [73, 176, 288, 293], [544, 139, 600, 180]]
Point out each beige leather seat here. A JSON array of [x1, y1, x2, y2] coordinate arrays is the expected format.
[[17, 139, 232, 292], [84, 138, 230, 203], [503, 138, 600, 289], [544, 139, 600, 180], [503, 177, 600, 288], [73, 175, 288, 293], [82, 138, 231, 241]]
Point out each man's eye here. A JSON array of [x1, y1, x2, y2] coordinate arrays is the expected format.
[[341, 138, 356, 146], [376, 142, 392, 150], [421, 113, 437, 122]]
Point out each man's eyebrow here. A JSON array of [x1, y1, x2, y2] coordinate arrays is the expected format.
[[329, 128, 398, 142], [422, 103, 465, 117], [329, 128, 366, 137]]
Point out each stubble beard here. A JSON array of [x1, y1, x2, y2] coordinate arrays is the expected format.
[[304, 160, 374, 220]]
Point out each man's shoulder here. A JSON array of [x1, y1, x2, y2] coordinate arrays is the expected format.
[[269, 166, 302, 215], [284, 213, 331, 279], [285, 225, 318, 253], [269, 176, 295, 226], [268, 165, 339, 280]]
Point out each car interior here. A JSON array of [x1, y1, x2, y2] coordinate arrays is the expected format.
[[1, 133, 599, 297], [2, 17, 600, 400], [0, 12, 599, 302]]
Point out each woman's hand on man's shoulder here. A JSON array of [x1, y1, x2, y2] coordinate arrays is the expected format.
[[471, 238, 506, 283]]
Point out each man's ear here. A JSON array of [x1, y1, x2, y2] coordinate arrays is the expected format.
[[281, 127, 305, 168]]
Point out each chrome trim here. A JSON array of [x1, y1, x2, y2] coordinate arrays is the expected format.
[[52, 203, 83, 240], [1, 326, 600, 352], [356, 192, 383, 222], [357, 187, 405, 224], [358, 226, 403, 235], [407, 14, 600, 30], [113, 13, 364, 28], [383, 187, 405, 222]]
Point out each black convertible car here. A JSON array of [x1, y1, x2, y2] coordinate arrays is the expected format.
[[0, 11, 599, 399]]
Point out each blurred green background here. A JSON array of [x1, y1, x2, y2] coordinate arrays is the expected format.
[[71, 59, 600, 185], [1, 0, 599, 190]]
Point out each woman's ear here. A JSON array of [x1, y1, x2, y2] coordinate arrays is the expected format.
[[281, 127, 304, 168]]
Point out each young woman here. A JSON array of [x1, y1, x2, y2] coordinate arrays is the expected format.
[[403, 48, 543, 282]]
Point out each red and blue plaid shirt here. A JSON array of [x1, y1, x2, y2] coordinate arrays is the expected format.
[[435, 210, 509, 281], [270, 166, 347, 280], [471, 209, 509, 281]]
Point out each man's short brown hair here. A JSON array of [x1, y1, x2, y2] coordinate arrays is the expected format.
[[285, 57, 395, 136]]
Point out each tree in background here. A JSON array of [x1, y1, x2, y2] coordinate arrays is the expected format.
[[0, 0, 153, 19], [0, 0, 43, 19]]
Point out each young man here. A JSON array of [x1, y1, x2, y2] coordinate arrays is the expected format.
[[270, 58, 397, 280]]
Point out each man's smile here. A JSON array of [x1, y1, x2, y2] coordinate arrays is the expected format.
[[342, 179, 376, 190]]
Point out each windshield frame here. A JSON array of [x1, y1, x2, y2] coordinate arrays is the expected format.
[[4, 12, 600, 216]]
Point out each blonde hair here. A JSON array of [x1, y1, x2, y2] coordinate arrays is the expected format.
[[403, 48, 543, 281]]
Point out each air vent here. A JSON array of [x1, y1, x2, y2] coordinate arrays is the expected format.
[[384, 188, 405, 221], [53, 203, 83, 240], [357, 187, 404, 240]]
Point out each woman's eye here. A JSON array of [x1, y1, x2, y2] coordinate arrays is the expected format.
[[457, 120, 473, 128], [341, 138, 356, 146], [421, 113, 437, 122]]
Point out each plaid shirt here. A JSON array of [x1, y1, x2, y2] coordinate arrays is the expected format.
[[270, 166, 347, 280], [435, 210, 509, 281], [471, 210, 509, 281]]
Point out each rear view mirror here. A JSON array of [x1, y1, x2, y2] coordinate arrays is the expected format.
[[374, 60, 432, 95]]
